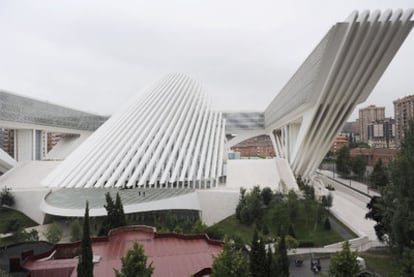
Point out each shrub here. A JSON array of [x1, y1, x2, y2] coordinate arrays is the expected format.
[[70, 219, 82, 242], [0, 187, 15, 207], [44, 222, 63, 244], [324, 218, 331, 230]]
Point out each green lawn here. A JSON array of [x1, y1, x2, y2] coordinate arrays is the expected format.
[[0, 207, 37, 233], [360, 250, 400, 276], [212, 202, 348, 246]]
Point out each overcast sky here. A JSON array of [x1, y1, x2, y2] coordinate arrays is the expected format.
[[0, 0, 413, 120]]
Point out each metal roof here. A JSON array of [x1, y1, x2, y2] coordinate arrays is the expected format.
[[23, 225, 222, 277]]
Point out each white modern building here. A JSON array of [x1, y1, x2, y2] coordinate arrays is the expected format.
[[0, 10, 413, 225]]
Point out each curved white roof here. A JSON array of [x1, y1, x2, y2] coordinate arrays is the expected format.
[[264, 9, 414, 177], [42, 73, 225, 189]]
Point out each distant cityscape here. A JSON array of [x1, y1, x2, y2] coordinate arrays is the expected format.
[[228, 94, 414, 168]]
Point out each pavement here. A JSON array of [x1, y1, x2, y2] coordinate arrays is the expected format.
[[315, 170, 384, 246]]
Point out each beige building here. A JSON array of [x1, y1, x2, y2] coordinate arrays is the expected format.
[[394, 95, 414, 146], [358, 105, 385, 143]]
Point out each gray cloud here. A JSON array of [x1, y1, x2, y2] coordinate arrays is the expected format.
[[0, 0, 413, 120]]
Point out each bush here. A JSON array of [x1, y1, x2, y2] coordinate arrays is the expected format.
[[70, 219, 82, 242], [324, 218, 331, 230], [0, 187, 15, 207], [206, 225, 224, 240], [18, 229, 39, 242], [298, 241, 315, 247], [7, 219, 21, 233], [44, 222, 62, 244], [288, 223, 296, 238]]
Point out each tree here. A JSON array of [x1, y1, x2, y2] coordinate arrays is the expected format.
[[18, 229, 39, 242], [365, 196, 387, 241], [236, 186, 264, 226], [114, 241, 154, 277], [211, 238, 251, 277], [336, 146, 351, 177], [44, 222, 62, 244], [380, 119, 414, 253], [249, 229, 266, 277], [0, 186, 15, 207], [370, 159, 388, 188], [284, 235, 299, 251], [328, 241, 360, 277], [236, 188, 247, 220], [321, 193, 333, 209], [275, 236, 289, 277], [324, 218, 331, 230], [190, 220, 208, 234], [400, 247, 414, 276], [351, 155, 367, 178], [70, 219, 82, 242], [100, 192, 126, 235], [265, 246, 276, 277], [115, 192, 126, 227], [77, 201, 93, 277], [261, 187, 273, 206], [287, 190, 299, 221]]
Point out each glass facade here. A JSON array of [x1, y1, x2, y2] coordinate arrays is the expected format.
[[0, 91, 108, 131], [223, 112, 264, 130]]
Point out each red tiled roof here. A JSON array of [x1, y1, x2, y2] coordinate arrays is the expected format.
[[23, 225, 222, 277]]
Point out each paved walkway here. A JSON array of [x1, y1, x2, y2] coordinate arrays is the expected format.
[[314, 170, 384, 247]]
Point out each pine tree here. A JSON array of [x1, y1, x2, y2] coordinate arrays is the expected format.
[[336, 146, 351, 177], [114, 242, 154, 277], [250, 230, 266, 277], [275, 236, 289, 277], [100, 192, 126, 235], [115, 192, 126, 227], [370, 159, 388, 188], [77, 201, 93, 277], [265, 246, 277, 277], [329, 241, 360, 277]]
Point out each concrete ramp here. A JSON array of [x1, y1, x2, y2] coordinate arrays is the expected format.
[[45, 132, 91, 160], [0, 148, 16, 174], [226, 158, 298, 192]]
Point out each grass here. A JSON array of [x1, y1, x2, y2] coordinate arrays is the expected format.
[[329, 214, 358, 238], [360, 249, 399, 276], [212, 199, 349, 246], [0, 207, 37, 233]]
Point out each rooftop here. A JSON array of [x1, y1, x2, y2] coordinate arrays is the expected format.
[[23, 225, 223, 277]]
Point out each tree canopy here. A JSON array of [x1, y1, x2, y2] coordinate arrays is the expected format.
[[44, 222, 62, 244], [382, 119, 414, 252], [350, 155, 367, 178], [370, 159, 388, 188], [366, 119, 414, 259], [250, 229, 266, 277], [328, 241, 360, 277], [99, 192, 126, 235], [0, 186, 15, 207], [114, 241, 154, 277], [211, 238, 250, 277], [336, 146, 351, 177], [77, 201, 94, 277]]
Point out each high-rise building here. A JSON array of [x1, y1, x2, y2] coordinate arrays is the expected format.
[[0, 128, 14, 158], [394, 95, 414, 146], [47, 133, 63, 153], [367, 118, 395, 148], [358, 105, 385, 142]]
